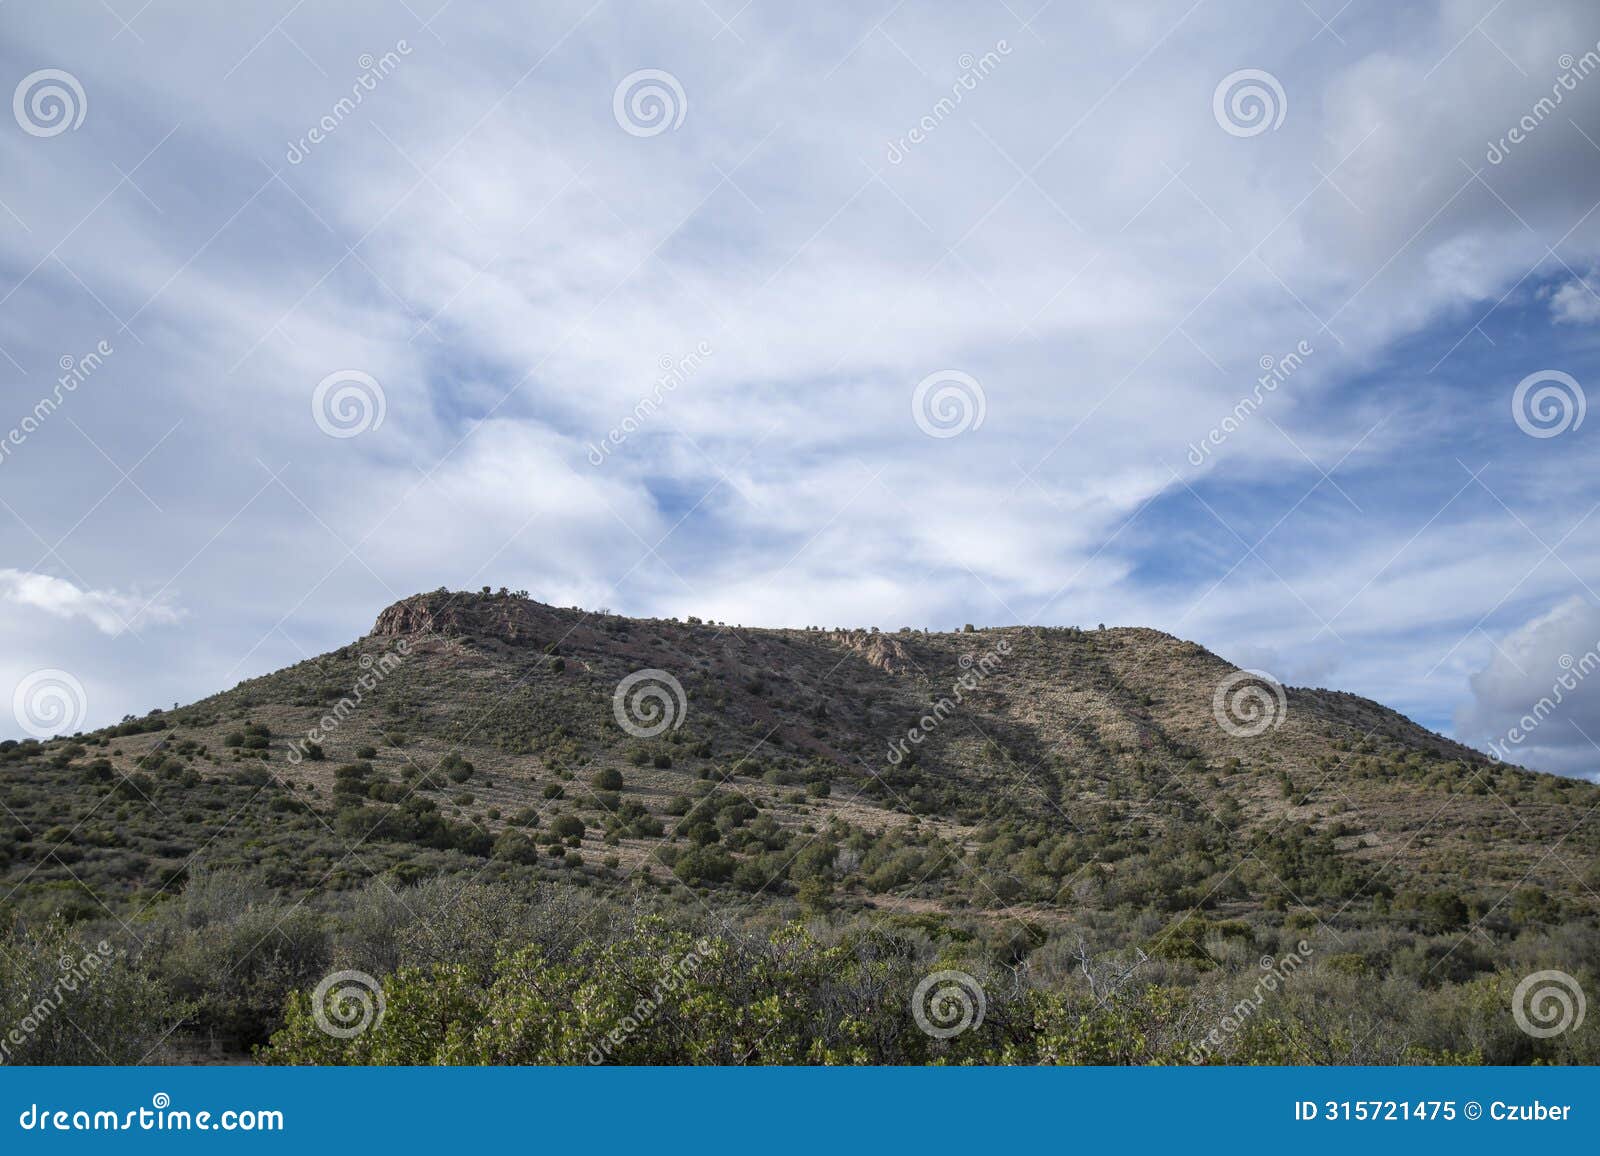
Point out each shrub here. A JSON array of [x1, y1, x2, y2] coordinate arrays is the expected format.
[[672, 846, 735, 887], [1413, 891, 1470, 935], [492, 831, 541, 865], [549, 816, 585, 841], [0, 921, 177, 1063], [333, 762, 373, 799]]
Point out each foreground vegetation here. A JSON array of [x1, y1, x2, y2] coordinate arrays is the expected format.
[[2, 872, 1594, 1065]]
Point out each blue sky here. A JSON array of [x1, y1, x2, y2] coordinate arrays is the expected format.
[[2, 0, 1599, 779]]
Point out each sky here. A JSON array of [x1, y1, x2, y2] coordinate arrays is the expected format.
[[1, 0, 1599, 780]]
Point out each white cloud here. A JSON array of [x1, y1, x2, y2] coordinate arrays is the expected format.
[[1546, 275, 1600, 325], [0, 569, 181, 637]]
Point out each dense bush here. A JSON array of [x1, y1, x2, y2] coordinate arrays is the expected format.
[[549, 815, 586, 842], [439, 753, 475, 783], [0, 920, 174, 1064], [258, 915, 1600, 1067], [2, 869, 1597, 1067]]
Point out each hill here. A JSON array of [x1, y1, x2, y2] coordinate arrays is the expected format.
[[2, 588, 1597, 1064]]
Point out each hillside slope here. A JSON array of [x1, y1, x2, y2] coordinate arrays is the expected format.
[[5, 588, 1595, 934]]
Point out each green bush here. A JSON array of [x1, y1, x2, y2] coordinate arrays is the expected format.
[[439, 753, 475, 783], [492, 831, 540, 865], [0, 921, 177, 1063], [549, 816, 585, 841]]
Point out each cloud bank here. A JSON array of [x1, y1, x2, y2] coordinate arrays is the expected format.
[[0, 1, 1597, 777]]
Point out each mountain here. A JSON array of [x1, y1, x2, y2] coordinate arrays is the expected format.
[[6, 588, 1594, 924]]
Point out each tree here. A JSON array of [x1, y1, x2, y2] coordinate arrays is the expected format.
[[796, 876, 833, 915], [1073, 937, 1150, 1008]]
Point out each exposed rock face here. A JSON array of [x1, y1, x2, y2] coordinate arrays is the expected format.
[[828, 629, 911, 674], [371, 590, 552, 644], [371, 593, 452, 636]]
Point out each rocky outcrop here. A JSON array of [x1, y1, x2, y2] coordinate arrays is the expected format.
[[828, 629, 911, 674], [371, 590, 550, 644]]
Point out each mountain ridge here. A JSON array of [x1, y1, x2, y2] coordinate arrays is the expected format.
[[157, 586, 1592, 920], [6, 587, 1596, 931]]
